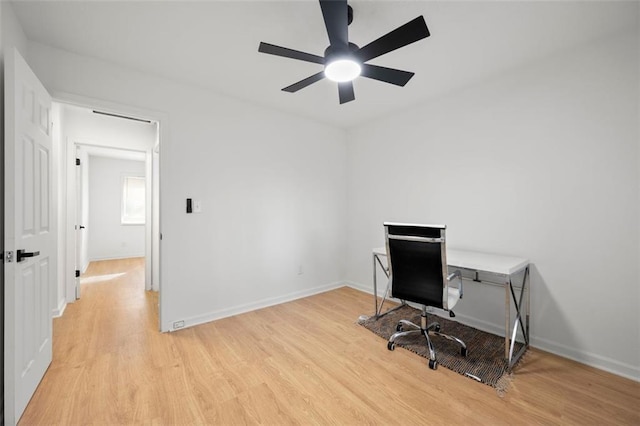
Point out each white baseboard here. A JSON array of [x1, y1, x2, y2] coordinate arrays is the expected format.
[[89, 254, 145, 262], [345, 282, 640, 382], [52, 298, 67, 318], [452, 312, 506, 337], [530, 336, 640, 382], [165, 281, 346, 332], [346, 280, 375, 295]]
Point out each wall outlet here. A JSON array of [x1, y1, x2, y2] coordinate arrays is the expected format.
[[173, 320, 185, 330]]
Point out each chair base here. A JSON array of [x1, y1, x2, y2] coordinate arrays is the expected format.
[[387, 307, 467, 370]]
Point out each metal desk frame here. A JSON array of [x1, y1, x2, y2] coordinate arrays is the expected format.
[[372, 247, 530, 371]]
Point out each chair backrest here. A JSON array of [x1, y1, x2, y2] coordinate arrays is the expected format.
[[384, 222, 448, 309]]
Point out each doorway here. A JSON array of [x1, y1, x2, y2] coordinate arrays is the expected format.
[[52, 99, 163, 328], [75, 145, 149, 296]]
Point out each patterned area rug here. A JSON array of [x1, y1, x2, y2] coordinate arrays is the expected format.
[[358, 305, 526, 394]]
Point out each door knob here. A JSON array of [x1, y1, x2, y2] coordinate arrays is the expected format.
[[79, 225, 86, 229], [17, 249, 40, 262]]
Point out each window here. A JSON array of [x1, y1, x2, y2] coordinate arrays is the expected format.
[[121, 176, 145, 225]]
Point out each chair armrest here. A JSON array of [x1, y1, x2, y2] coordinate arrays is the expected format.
[[447, 269, 463, 299]]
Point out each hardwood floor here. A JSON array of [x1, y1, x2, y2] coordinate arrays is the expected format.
[[19, 258, 640, 425]]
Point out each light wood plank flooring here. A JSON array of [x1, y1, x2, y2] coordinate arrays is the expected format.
[[19, 258, 640, 424]]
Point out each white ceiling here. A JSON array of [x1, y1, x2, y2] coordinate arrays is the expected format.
[[11, 0, 638, 129], [84, 145, 147, 162]]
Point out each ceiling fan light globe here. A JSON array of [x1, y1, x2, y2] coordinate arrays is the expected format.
[[324, 59, 361, 82]]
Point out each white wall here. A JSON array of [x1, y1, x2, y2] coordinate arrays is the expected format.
[[27, 42, 349, 332], [87, 156, 146, 260], [346, 29, 639, 380]]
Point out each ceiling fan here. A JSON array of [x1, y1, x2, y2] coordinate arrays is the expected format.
[[258, 0, 430, 104]]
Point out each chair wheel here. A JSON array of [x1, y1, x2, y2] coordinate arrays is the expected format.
[[434, 324, 441, 332], [429, 359, 438, 370], [396, 323, 403, 332], [387, 341, 395, 351], [461, 347, 467, 357]]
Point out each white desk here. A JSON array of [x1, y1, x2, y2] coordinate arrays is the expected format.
[[372, 247, 530, 370]]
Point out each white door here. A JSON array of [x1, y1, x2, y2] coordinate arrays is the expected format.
[[75, 145, 83, 299], [4, 48, 53, 425]]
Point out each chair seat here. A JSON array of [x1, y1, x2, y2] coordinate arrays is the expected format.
[[448, 286, 461, 310]]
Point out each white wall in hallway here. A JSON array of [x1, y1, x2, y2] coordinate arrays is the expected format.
[[62, 105, 157, 153], [88, 156, 146, 261]]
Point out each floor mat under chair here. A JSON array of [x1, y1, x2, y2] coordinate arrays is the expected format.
[[358, 304, 527, 395]]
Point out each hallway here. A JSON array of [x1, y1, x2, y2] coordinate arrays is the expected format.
[[20, 257, 159, 423]]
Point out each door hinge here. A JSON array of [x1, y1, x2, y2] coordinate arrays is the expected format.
[[76, 158, 81, 166], [4, 251, 14, 263], [75, 270, 80, 278]]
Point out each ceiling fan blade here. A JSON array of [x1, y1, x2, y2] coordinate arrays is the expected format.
[[361, 64, 415, 86], [338, 82, 355, 104], [282, 72, 326, 93], [259, 42, 325, 65], [356, 16, 430, 62], [319, 0, 349, 49]]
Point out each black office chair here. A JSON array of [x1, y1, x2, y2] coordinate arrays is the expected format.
[[384, 222, 467, 370]]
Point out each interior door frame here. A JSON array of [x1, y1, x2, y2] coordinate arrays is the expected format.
[[54, 91, 168, 331], [71, 142, 151, 285], [74, 143, 83, 299]]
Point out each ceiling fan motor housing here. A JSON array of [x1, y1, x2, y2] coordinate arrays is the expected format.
[[324, 42, 360, 63]]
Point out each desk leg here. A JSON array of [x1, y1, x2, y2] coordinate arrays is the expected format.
[[507, 266, 530, 370], [526, 266, 530, 348], [373, 254, 379, 317], [372, 254, 399, 319], [505, 281, 510, 361]]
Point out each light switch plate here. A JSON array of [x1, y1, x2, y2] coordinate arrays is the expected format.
[[193, 199, 202, 213]]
